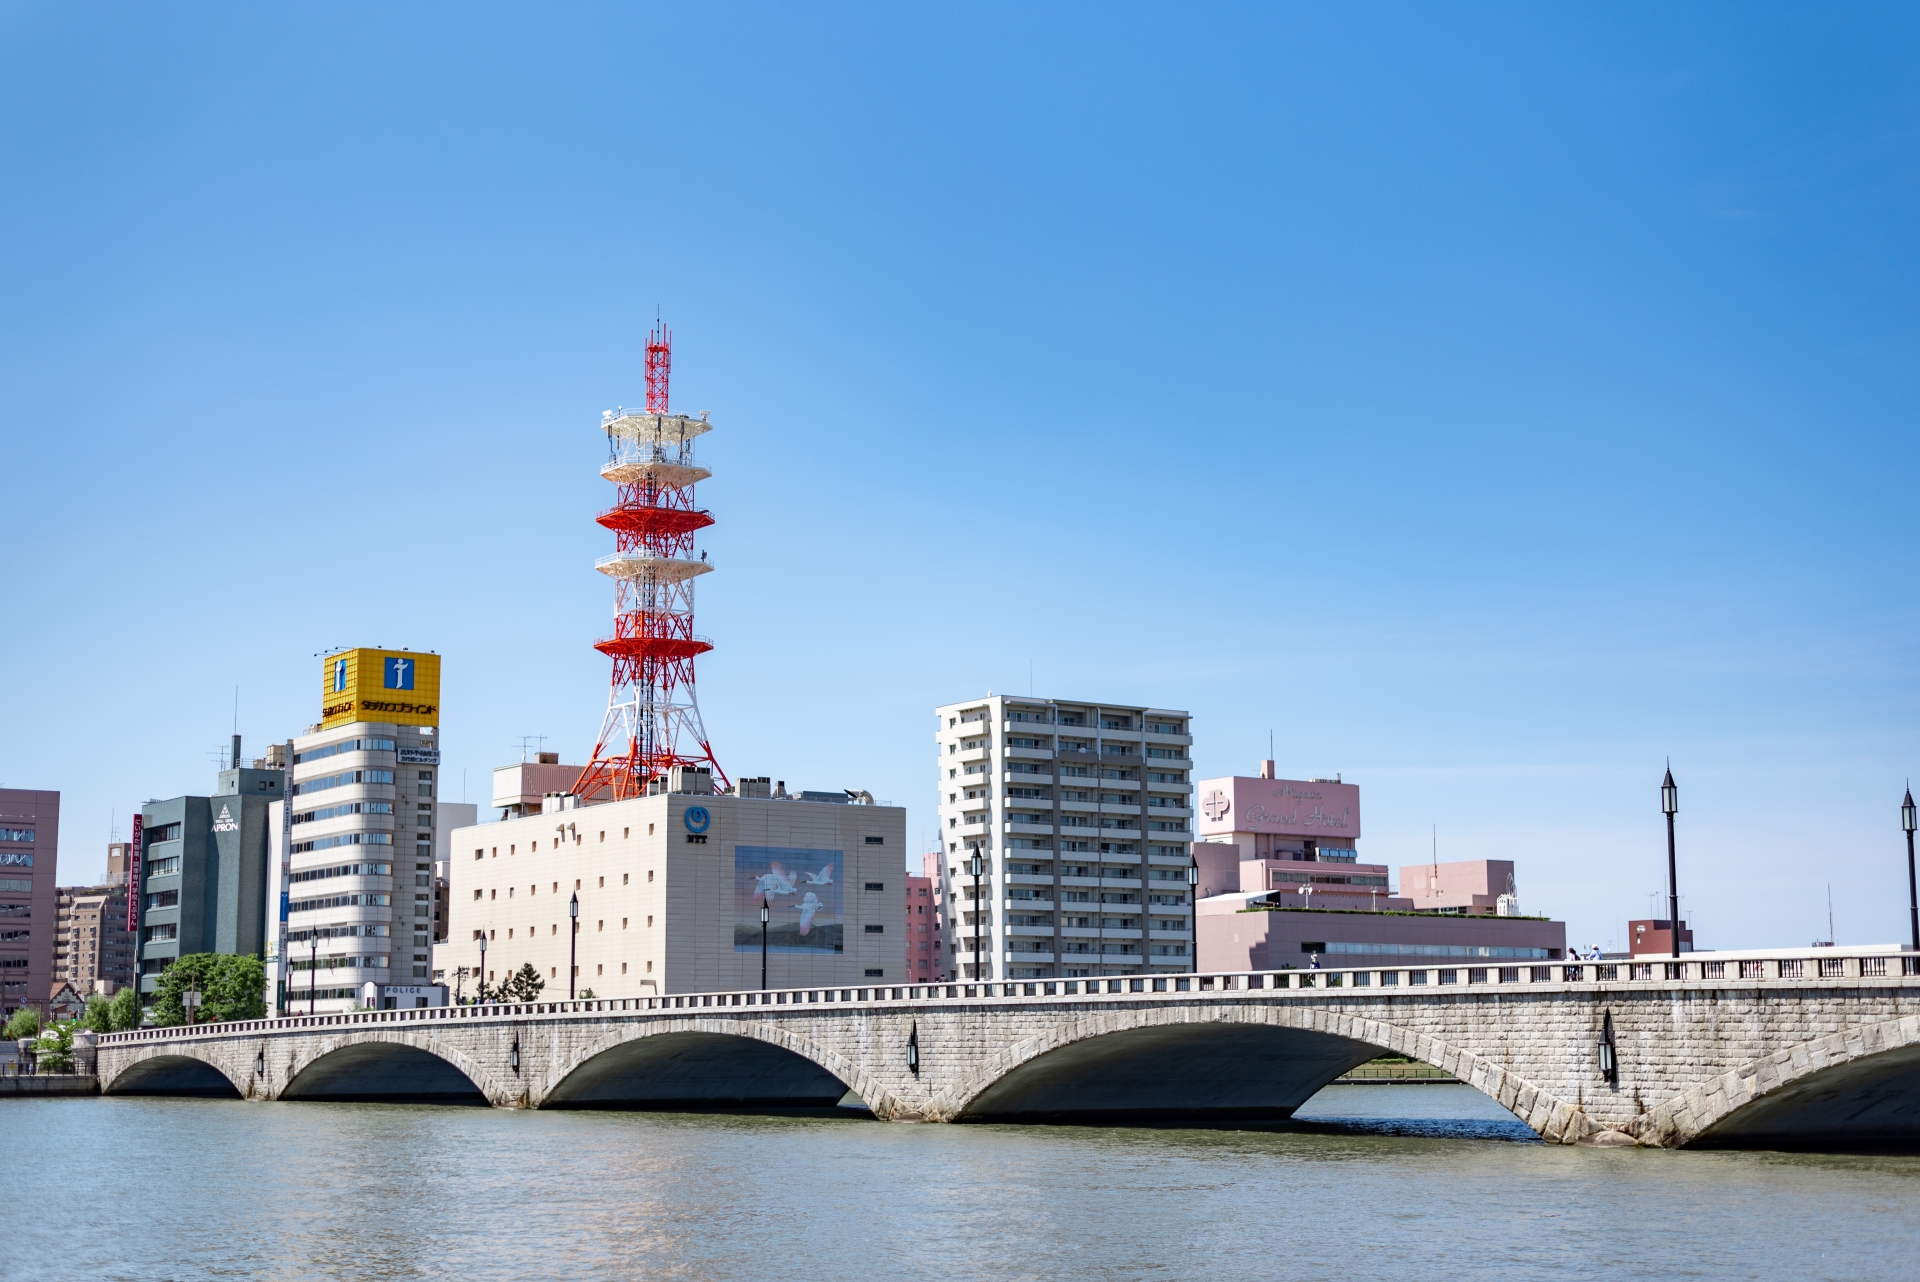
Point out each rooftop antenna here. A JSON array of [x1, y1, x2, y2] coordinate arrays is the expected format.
[[1429, 824, 1440, 908], [517, 735, 549, 763]]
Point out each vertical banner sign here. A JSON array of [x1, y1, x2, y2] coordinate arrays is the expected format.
[[276, 739, 294, 1015], [128, 814, 142, 933]]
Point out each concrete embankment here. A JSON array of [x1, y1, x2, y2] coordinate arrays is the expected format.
[[0, 1075, 100, 1097]]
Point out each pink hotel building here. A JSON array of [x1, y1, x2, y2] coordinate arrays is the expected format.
[[1194, 763, 1565, 972]]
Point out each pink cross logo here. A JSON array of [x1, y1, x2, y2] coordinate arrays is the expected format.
[[1202, 789, 1229, 821]]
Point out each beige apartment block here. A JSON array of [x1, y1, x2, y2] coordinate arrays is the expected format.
[[934, 696, 1196, 982], [447, 786, 906, 999]]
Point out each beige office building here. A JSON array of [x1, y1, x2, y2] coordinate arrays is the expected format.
[[446, 768, 906, 999]]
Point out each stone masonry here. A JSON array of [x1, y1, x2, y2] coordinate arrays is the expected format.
[[97, 970, 1920, 1148]]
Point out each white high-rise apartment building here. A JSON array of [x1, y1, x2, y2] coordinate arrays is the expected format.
[[933, 696, 1196, 981], [266, 649, 455, 1013]]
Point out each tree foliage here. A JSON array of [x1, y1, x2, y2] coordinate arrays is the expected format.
[[476, 963, 547, 1004], [504, 962, 545, 1002], [150, 954, 267, 1026], [33, 1020, 75, 1071], [3, 1006, 41, 1041], [107, 985, 144, 1031]]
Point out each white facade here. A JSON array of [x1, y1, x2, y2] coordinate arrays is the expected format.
[[266, 722, 450, 1013], [933, 696, 1196, 981]]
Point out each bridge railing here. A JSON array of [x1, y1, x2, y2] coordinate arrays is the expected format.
[[95, 947, 1920, 1045]]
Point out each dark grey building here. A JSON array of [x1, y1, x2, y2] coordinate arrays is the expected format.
[[136, 739, 284, 999]]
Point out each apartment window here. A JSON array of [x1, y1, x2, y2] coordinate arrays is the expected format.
[[597, 920, 603, 932], [623, 828, 629, 839], [474, 849, 483, 860], [574, 879, 581, 890], [865, 969, 884, 977], [597, 964, 603, 975], [622, 962, 628, 973], [864, 836, 884, 845], [647, 916, 653, 927], [865, 925, 885, 934], [473, 890, 482, 900], [490, 889, 496, 900], [648, 870, 654, 882], [864, 882, 885, 891], [599, 832, 605, 843], [622, 873, 629, 885]]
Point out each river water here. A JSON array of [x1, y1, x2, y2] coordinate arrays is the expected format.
[[5, 1085, 1916, 1281]]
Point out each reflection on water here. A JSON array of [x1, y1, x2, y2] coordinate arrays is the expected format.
[[6, 1085, 1918, 1281]]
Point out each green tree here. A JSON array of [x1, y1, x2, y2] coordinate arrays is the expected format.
[[3, 1006, 41, 1041], [106, 985, 144, 1031], [33, 1020, 75, 1071], [502, 963, 545, 1003], [81, 995, 115, 1034], [150, 954, 268, 1026]]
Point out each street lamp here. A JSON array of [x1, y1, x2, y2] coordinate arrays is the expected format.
[[1661, 765, 1680, 960], [760, 900, 770, 990], [1903, 787, 1917, 954], [968, 851, 985, 984], [568, 892, 580, 1000], [308, 937, 318, 1016], [477, 930, 488, 1004], [1186, 859, 1200, 976]]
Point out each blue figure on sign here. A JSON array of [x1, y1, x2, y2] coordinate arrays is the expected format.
[[384, 657, 414, 690]]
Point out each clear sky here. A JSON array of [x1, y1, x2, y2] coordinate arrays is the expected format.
[[2, 5, 1915, 954]]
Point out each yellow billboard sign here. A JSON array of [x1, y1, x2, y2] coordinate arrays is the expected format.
[[319, 649, 442, 729]]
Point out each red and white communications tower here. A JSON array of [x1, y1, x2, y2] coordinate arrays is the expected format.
[[574, 326, 728, 801]]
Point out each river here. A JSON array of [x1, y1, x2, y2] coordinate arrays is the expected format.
[[5, 1085, 1916, 1280]]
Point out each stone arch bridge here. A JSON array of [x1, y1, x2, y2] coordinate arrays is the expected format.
[[97, 954, 1920, 1150]]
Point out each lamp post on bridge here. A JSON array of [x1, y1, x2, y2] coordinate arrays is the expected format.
[[308, 938, 317, 1016], [1187, 858, 1200, 976], [1902, 787, 1917, 954], [477, 931, 488, 1004], [968, 851, 984, 984], [1661, 765, 1681, 960], [568, 892, 579, 1000], [760, 899, 770, 990]]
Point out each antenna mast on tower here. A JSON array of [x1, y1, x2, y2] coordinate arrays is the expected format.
[[574, 323, 728, 801]]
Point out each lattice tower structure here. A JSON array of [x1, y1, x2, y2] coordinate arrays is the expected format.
[[574, 328, 728, 802]]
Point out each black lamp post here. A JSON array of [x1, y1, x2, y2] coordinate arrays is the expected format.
[[760, 900, 770, 990], [1661, 766, 1680, 960], [477, 930, 488, 1004], [1903, 787, 1917, 954], [1187, 859, 1200, 975], [968, 851, 984, 984], [568, 892, 580, 1000], [308, 938, 318, 1016]]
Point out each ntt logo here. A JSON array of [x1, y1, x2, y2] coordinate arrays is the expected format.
[[684, 806, 710, 833]]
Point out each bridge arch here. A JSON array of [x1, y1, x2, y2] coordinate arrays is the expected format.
[[280, 1032, 504, 1105], [926, 1002, 1590, 1140], [1635, 1013, 1920, 1150], [538, 1018, 869, 1113], [103, 1046, 249, 1099]]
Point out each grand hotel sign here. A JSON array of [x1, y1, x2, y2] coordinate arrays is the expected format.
[[1199, 777, 1361, 840]]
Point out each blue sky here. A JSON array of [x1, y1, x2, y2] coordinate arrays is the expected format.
[[2, 4, 1915, 953]]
